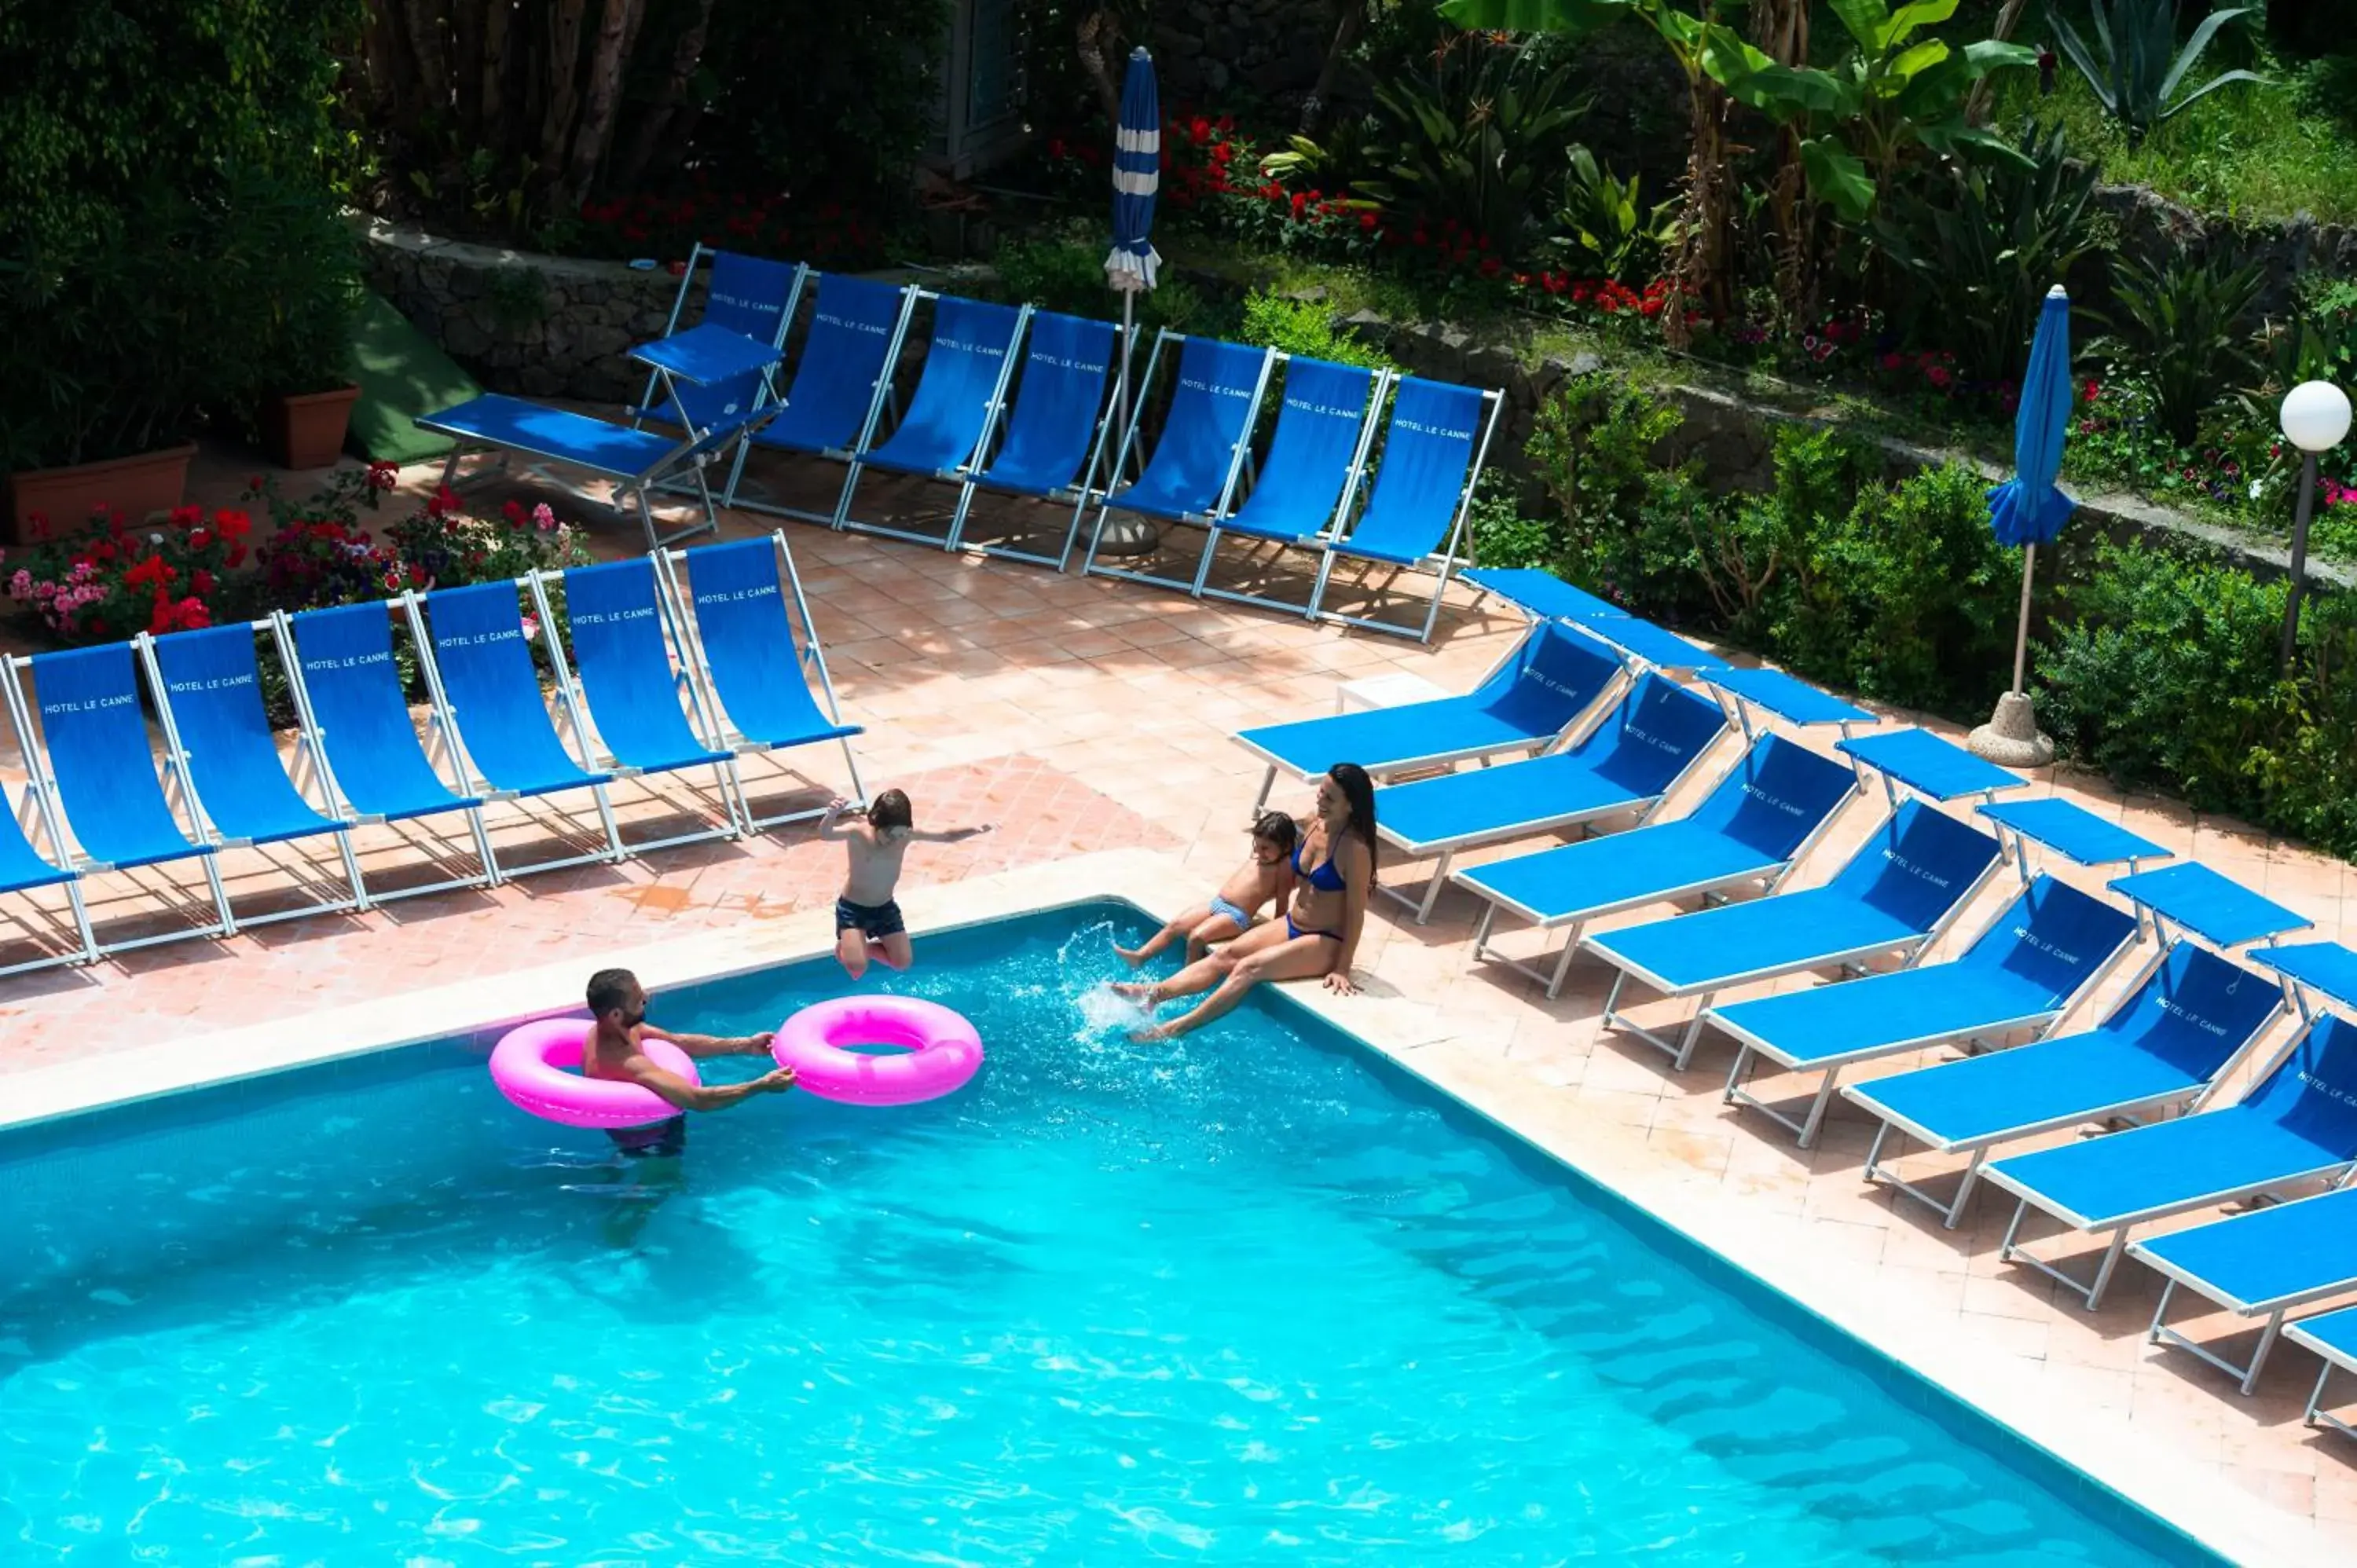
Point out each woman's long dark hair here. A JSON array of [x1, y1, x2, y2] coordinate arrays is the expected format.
[[1328, 763, 1379, 881]]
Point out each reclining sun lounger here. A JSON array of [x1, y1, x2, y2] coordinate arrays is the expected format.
[[1585, 797, 2005, 1069], [837, 295, 1030, 543], [1457, 733, 1859, 997], [1838, 726, 2025, 810], [421, 325, 784, 552], [1232, 620, 1623, 811], [1704, 665, 1877, 739], [1986, 1010, 2357, 1308], [1844, 941, 2283, 1227], [4, 645, 236, 951], [1373, 672, 1728, 922], [724, 273, 921, 526], [629, 244, 806, 434], [410, 583, 625, 876], [277, 602, 500, 898], [1082, 330, 1274, 590], [2109, 859, 2313, 951], [944, 310, 1124, 568], [1309, 376, 1503, 643], [140, 623, 368, 925], [1710, 874, 2139, 1146], [658, 532, 864, 830], [2291, 1306, 2357, 1440], [1190, 358, 1387, 617], [535, 557, 744, 852], [1464, 566, 1629, 626]]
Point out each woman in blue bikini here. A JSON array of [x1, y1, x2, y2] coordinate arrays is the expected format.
[[1116, 764, 1378, 1041]]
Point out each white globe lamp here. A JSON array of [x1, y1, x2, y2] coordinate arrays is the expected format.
[[2278, 380, 2352, 668]]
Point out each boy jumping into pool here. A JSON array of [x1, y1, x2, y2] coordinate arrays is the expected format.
[[582, 968, 797, 1159], [1116, 811, 1299, 967], [819, 789, 995, 979]]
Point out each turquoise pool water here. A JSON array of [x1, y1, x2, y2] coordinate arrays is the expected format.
[[0, 903, 2212, 1566]]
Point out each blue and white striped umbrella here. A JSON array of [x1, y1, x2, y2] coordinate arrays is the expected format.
[[1106, 46, 1160, 293]]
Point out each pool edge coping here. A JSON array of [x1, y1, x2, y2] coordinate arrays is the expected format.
[[0, 845, 2325, 1568]]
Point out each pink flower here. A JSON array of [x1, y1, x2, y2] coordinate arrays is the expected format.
[[6, 570, 29, 600], [532, 503, 557, 532], [519, 614, 541, 642]]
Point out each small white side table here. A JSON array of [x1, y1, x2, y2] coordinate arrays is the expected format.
[[1335, 670, 1452, 716]]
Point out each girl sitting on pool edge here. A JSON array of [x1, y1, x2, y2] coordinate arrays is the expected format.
[[1116, 763, 1376, 1042]]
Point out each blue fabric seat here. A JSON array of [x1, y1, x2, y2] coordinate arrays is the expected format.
[[1584, 798, 2006, 1070], [630, 246, 805, 433], [2132, 1186, 2357, 1394], [663, 533, 865, 830], [1083, 331, 1274, 592], [1985, 1013, 2357, 1307], [1190, 357, 1384, 617], [2287, 1303, 2357, 1441], [1232, 621, 1624, 808], [1844, 941, 2282, 1227], [1464, 566, 1629, 626], [839, 295, 1030, 542], [0, 679, 94, 973], [946, 310, 1124, 569], [1309, 377, 1501, 643], [1373, 672, 1728, 922], [1707, 875, 2140, 1146], [728, 273, 919, 526], [1457, 733, 1861, 998]]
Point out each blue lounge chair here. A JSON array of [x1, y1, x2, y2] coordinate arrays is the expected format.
[[1373, 672, 1728, 922], [629, 244, 807, 434], [1082, 330, 1275, 591], [1986, 1011, 2357, 1307], [1978, 797, 2172, 881], [537, 557, 743, 852], [0, 678, 93, 972], [1232, 621, 1624, 811], [1585, 798, 2006, 1069], [6, 645, 236, 951], [1190, 358, 1387, 617], [1457, 733, 1859, 998], [1308, 377, 1503, 643], [1464, 566, 1630, 627], [1844, 941, 2283, 1227], [1704, 665, 1878, 739], [276, 602, 500, 898], [2110, 860, 2314, 951], [836, 295, 1030, 542], [2289, 1305, 2357, 1440], [421, 326, 783, 552], [1838, 726, 2026, 809], [944, 310, 1124, 568], [141, 623, 367, 925], [658, 532, 864, 830], [2135, 1187, 2357, 1394], [724, 273, 921, 525], [1709, 875, 2140, 1146], [412, 584, 624, 876]]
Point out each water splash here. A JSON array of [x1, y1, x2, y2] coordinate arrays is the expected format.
[[1072, 983, 1157, 1040]]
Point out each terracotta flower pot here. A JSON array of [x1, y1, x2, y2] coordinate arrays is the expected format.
[[262, 383, 363, 471], [6, 442, 199, 543]]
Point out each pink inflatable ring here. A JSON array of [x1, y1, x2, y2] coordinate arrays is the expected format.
[[773, 996, 983, 1106], [488, 1017, 700, 1129]]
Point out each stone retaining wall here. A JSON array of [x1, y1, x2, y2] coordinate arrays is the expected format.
[[1152, 2, 1336, 104]]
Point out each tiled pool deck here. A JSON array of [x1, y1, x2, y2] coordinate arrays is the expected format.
[[4, 450, 2354, 1563]]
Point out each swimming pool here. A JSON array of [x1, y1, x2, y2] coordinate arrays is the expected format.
[[0, 902, 2216, 1565]]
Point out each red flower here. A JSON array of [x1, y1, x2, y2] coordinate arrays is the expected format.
[[1926, 365, 1953, 389], [1189, 115, 1211, 145], [189, 529, 210, 550], [123, 555, 175, 592], [167, 504, 202, 529], [1358, 211, 1377, 232], [192, 568, 215, 596], [2084, 379, 2102, 401], [1479, 256, 1502, 279], [366, 462, 399, 492], [214, 509, 252, 540]]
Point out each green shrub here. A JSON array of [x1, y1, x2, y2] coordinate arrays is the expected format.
[[1523, 373, 1713, 621], [988, 236, 1217, 340], [1235, 291, 1395, 371]]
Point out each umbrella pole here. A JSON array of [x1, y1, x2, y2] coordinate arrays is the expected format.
[[1116, 289, 1135, 480], [2010, 542, 2036, 696]]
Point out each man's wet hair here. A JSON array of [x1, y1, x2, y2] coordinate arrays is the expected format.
[[587, 968, 639, 1017]]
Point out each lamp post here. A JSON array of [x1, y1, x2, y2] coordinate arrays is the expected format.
[[2278, 379, 2352, 671]]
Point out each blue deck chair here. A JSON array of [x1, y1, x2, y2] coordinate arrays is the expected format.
[[1308, 377, 1503, 644], [1584, 797, 2005, 1070], [1190, 357, 1387, 617], [944, 310, 1124, 568], [0, 683, 93, 973], [724, 273, 920, 526], [141, 624, 366, 925], [535, 557, 743, 853], [629, 245, 806, 434], [8, 645, 235, 951], [1845, 941, 2283, 1227], [412, 584, 623, 876], [1373, 672, 1728, 922], [277, 602, 499, 899], [1233, 621, 1624, 811], [1985, 1011, 2357, 1308], [1081, 330, 1274, 590], [837, 295, 1030, 542], [1457, 733, 1860, 998], [1709, 875, 2140, 1146], [658, 532, 864, 830]]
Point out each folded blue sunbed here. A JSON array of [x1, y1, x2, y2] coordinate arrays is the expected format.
[[1710, 874, 2140, 1147], [1232, 621, 1623, 810], [1373, 672, 1727, 922], [1584, 797, 2005, 1069], [1842, 941, 2284, 1227], [1456, 732, 1860, 998], [1985, 1011, 2357, 1308]]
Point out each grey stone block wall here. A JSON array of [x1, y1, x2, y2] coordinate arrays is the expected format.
[[1153, 2, 1336, 104]]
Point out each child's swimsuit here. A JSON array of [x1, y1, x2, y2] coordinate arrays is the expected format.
[[1207, 894, 1252, 928], [1286, 838, 1347, 942], [836, 896, 907, 941]]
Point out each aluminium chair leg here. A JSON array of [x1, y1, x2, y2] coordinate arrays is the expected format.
[[199, 853, 238, 939], [60, 881, 98, 966], [333, 829, 372, 915], [1413, 850, 1454, 924]]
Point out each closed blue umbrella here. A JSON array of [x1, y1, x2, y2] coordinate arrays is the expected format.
[[1106, 48, 1160, 449], [1971, 284, 2075, 766]]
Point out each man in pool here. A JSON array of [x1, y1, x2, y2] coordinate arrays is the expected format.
[[582, 968, 797, 1158]]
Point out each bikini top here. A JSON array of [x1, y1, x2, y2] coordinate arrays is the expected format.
[[1292, 834, 1348, 893]]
